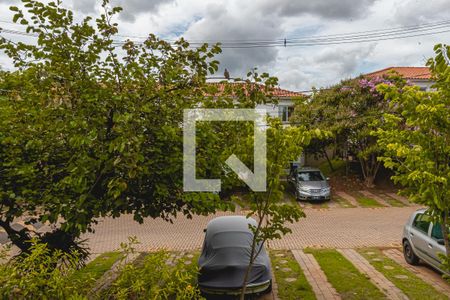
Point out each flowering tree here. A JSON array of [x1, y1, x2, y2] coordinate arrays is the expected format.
[[291, 74, 407, 187]]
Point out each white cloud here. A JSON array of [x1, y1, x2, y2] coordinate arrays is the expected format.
[[1, 0, 450, 90]]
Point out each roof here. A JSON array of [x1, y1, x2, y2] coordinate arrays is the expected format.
[[206, 82, 304, 98], [365, 67, 431, 80]]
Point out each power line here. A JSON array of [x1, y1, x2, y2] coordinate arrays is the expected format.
[[1, 19, 450, 49]]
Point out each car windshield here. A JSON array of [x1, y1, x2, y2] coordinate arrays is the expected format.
[[298, 171, 325, 181]]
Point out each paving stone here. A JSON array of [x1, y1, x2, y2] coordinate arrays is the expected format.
[[275, 253, 285, 257], [90, 251, 140, 296], [383, 265, 394, 270], [184, 260, 192, 265], [79, 207, 420, 252], [337, 249, 408, 300], [0, 232, 9, 244], [281, 267, 291, 272], [335, 191, 359, 207], [371, 258, 382, 262], [292, 250, 341, 300], [385, 193, 412, 206], [383, 248, 450, 295], [366, 251, 376, 255], [394, 275, 408, 279], [284, 278, 296, 283], [10, 223, 25, 232], [278, 259, 288, 264]]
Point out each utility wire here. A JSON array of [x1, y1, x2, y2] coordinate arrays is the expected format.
[[1, 19, 450, 48]]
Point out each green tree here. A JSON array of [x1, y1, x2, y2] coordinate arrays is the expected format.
[[0, 0, 299, 260], [238, 119, 323, 298], [0, 0, 231, 255], [291, 75, 406, 187], [374, 44, 450, 265]]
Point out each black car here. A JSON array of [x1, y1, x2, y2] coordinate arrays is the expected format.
[[198, 216, 272, 296]]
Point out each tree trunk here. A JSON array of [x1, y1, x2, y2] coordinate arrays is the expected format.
[[363, 176, 376, 188], [360, 155, 381, 188], [323, 149, 334, 172], [240, 240, 256, 299], [0, 219, 32, 252]]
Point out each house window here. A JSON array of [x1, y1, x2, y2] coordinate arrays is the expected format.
[[279, 105, 293, 123]]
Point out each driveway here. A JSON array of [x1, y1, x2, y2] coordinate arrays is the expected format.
[[83, 206, 419, 254]]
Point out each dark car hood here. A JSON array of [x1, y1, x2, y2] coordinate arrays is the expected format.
[[198, 246, 271, 289]]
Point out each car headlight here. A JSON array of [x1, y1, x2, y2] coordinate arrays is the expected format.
[[298, 187, 309, 192], [322, 187, 331, 193]]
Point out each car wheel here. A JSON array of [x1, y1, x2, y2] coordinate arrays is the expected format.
[[265, 280, 272, 293], [403, 240, 419, 265]]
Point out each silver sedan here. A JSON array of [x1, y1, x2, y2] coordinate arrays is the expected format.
[[288, 167, 331, 201]]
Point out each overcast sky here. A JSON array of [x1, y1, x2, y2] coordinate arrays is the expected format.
[[1, 0, 450, 91]]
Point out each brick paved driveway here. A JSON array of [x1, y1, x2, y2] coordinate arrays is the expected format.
[[83, 206, 419, 254]]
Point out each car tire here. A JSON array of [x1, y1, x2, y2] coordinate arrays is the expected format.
[[403, 240, 420, 265]]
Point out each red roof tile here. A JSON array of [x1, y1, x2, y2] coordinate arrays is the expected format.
[[206, 82, 304, 98], [365, 67, 431, 80]]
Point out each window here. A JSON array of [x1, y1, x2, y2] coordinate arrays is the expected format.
[[298, 171, 325, 181], [431, 223, 443, 240], [412, 213, 431, 233], [279, 105, 293, 122]]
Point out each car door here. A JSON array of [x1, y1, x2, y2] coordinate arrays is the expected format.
[[428, 222, 446, 270], [409, 213, 432, 262]]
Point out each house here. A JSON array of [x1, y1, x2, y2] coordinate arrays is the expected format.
[[206, 81, 306, 167], [364, 66, 434, 91], [206, 82, 304, 123]]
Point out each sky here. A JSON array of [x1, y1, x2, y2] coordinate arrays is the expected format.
[[0, 0, 450, 91]]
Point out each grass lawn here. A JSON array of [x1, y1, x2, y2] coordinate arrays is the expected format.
[[354, 194, 384, 208], [305, 249, 386, 300], [382, 195, 405, 207], [333, 194, 356, 208], [71, 252, 122, 293], [270, 250, 316, 300], [358, 248, 448, 300]]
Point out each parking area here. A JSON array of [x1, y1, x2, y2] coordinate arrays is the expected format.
[[73, 206, 420, 254]]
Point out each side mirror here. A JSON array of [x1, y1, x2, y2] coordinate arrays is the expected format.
[[437, 239, 445, 246]]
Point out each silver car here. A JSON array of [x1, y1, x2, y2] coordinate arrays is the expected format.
[[402, 208, 448, 274], [288, 167, 331, 201]]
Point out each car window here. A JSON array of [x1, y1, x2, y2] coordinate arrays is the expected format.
[[298, 171, 324, 181], [412, 213, 431, 234], [431, 223, 443, 240]]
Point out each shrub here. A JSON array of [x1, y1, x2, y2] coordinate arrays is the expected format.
[[0, 239, 86, 299], [105, 250, 203, 300]]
